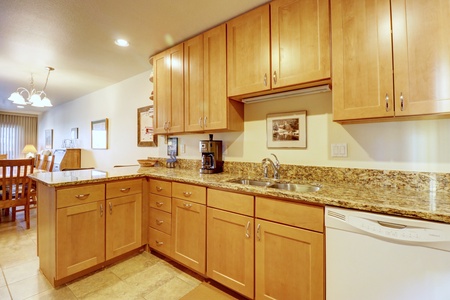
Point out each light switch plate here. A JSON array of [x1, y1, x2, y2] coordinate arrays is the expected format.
[[331, 143, 348, 157]]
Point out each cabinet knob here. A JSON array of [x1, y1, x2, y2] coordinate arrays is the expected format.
[[156, 240, 164, 246], [156, 186, 163, 192], [155, 201, 163, 207], [156, 219, 164, 225]]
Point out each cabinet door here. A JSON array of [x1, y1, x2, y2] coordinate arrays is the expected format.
[[56, 201, 105, 279], [153, 44, 184, 134], [105, 194, 142, 260], [184, 34, 204, 132], [153, 51, 170, 133], [207, 208, 254, 299], [332, 0, 394, 121], [203, 24, 228, 131], [169, 44, 184, 133], [172, 198, 206, 274], [392, 0, 450, 116], [227, 4, 271, 96], [271, 0, 330, 88], [255, 219, 324, 300]]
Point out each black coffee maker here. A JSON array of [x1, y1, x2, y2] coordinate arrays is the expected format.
[[199, 134, 223, 174]]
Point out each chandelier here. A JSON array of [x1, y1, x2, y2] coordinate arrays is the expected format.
[[8, 66, 55, 107]]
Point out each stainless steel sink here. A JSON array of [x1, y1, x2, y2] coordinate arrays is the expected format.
[[228, 178, 320, 192], [269, 183, 321, 192], [228, 179, 273, 187]]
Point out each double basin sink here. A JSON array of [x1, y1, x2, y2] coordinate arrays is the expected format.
[[228, 178, 321, 192]]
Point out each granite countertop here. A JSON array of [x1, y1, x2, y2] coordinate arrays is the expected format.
[[29, 166, 450, 224]]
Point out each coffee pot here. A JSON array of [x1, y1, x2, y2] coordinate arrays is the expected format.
[[199, 134, 223, 174]]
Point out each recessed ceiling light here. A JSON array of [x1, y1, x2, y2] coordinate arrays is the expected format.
[[115, 39, 129, 47], [17, 106, 24, 108]]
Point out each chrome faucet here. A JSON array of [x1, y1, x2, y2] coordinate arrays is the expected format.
[[262, 153, 280, 179]]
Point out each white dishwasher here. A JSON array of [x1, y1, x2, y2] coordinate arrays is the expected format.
[[325, 206, 450, 300]]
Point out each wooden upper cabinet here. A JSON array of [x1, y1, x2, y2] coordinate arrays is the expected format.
[[227, 4, 271, 97], [153, 44, 184, 134], [333, 0, 450, 122], [392, 0, 450, 117], [184, 34, 205, 132], [185, 24, 244, 132], [271, 0, 331, 88], [332, 0, 394, 121]]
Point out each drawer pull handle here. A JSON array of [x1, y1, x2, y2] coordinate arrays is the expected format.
[[120, 188, 131, 193], [156, 202, 163, 207], [385, 93, 389, 112], [256, 224, 261, 241], [156, 186, 163, 192], [100, 204, 103, 217], [183, 191, 192, 197], [183, 203, 192, 208], [75, 194, 90, 200], [109, 202, 113, 214], [156, 219, 164, 225], [156, 240, 164, 246], [245, 221, 251, 238]]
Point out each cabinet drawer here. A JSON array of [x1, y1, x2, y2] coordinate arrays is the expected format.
[[149, 194, 172, 213], [57, 184, 105, 208], [106, 179, 142, 199], [172, 182, 206, 205], [256, 197, 324, 233], [148, 227, 171, 256], [149, 208, 171, 235], [149, 179, 172, 197], [207, 189, 254, 216]]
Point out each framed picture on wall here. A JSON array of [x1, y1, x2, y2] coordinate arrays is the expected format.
[[137, 105, 157, 147], [45, 129, 53, 149], [91, 118, 108, 149], [266, 111, 307, 148]]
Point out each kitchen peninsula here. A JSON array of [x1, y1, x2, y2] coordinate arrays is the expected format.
[[30, 162, 450, 297]]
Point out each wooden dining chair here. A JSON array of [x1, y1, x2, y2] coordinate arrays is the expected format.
[[29, 155, 55, 208], [0, 158, 34, 229]]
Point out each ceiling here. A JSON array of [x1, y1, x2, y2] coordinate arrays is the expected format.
[[0, 0, 269, 115]]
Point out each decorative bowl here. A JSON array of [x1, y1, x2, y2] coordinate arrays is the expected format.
[[137, 159, 157, 167]]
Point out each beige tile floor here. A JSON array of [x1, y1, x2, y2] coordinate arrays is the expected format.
[[0, 208, 239, 300]]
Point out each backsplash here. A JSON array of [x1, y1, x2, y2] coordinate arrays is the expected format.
[[148, 157, 450, 192]]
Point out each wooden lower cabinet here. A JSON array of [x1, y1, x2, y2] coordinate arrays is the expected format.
[[207, 208, 254, 298], [56, 200, 105, 279], [105, 193, 142, 260], [171, 197, 206, 274], [255, 220, 324, 300], [38, 179, 143, 287]]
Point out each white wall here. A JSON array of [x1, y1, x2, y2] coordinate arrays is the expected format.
[[39, 71, 450, 173]]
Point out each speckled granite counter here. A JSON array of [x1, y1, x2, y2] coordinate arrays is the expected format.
[[29, 163, 450, 224]]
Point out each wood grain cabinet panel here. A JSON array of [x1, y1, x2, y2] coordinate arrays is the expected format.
[[255, 219, 324, 300], [152, 43, 184, 134], [185, 24, 243, 132], [207, 208, 254, 299], [172, 197, 206, 274], [56, 200, 105, 279], [333, 0, 450, 121]]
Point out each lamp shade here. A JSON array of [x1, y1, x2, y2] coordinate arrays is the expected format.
[[22, 144, 37, 154]]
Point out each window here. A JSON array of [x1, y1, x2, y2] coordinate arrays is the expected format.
[[0, 113, 37, 158]]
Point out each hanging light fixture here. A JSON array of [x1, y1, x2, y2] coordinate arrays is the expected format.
[[8, 66, 55, 107]]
